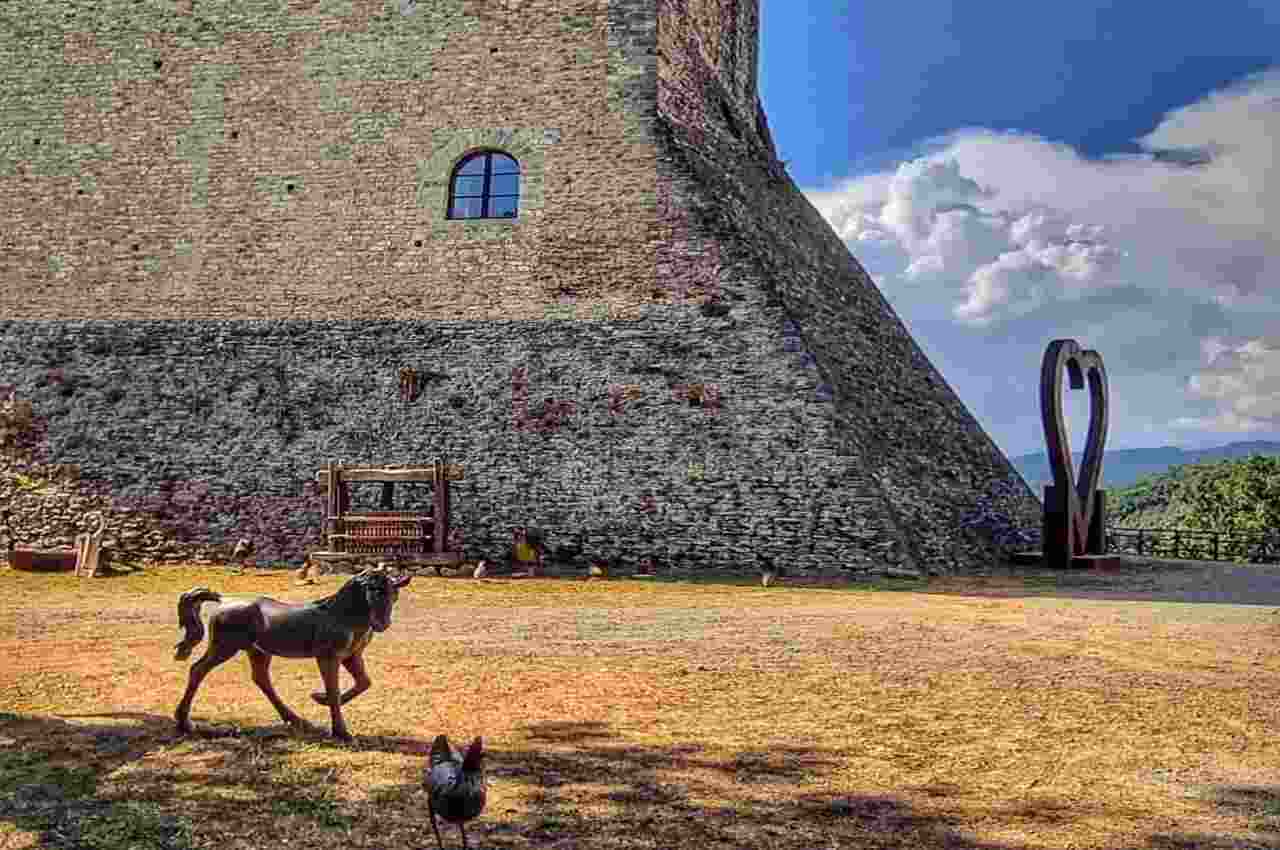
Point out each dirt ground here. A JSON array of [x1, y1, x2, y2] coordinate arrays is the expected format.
[[0, 557, 1278, 850]]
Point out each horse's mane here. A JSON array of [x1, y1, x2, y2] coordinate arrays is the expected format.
[[313, 572, 372, 613]]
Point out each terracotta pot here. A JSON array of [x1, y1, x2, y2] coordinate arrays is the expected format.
[[11, 548, 78, 572]]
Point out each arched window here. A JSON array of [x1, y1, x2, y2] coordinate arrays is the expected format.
[[447, 151, 520, 220]]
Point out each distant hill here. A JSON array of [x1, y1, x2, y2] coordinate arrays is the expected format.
[[1010, 440, 1280, 492]]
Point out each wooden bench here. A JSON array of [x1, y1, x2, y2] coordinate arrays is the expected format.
[[309, 458, 465, 569]]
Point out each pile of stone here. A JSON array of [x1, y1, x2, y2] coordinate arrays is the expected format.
[[0, 455, 222, 567]]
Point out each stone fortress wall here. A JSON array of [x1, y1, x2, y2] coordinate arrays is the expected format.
[[0, 0, 1041, 575]]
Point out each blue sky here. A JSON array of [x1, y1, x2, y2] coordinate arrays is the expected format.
[[758, 1, 1280, 460]]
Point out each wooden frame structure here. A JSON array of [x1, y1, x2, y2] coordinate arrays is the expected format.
[[310, 458, 465, 568]]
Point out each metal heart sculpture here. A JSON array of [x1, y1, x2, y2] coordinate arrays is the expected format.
[[1039, 339, 1109, 555]]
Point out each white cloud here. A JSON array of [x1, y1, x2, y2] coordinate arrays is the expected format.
[[813, 68, 1280, 322], [806, 67, 1280, 446], [1179, 336, 1280, 431]]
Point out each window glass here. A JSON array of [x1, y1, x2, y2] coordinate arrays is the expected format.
[[452, 175, 486, 197], [448, 151, 520, 220], [457, 156, 486, 176], [450, 197, 484, 219], [491, 153, 519, 174], [490, 173, 519, 196], [490, 196, 518, 218]]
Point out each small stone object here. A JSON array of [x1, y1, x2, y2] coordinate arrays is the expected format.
[[473, 560, 488, 579], [231, 538, 254, 573], [760, 557, 781, 587]]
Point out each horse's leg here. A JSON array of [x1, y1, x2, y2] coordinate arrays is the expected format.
[[247, 647, 306, 729], [316, 655, 352, 741], [174, 639, 239, 734], [310, 653, 371, 706]]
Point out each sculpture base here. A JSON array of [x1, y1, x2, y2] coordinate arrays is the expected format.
[[1071, 554, 1124, 571], [1042, 486, 1108, 570]]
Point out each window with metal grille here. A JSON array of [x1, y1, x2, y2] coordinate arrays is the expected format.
[[447, 151, 520, 220]]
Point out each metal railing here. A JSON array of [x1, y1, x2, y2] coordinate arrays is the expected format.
[[985, 524, 1280, 565], [1105, 527, 1280, 564]]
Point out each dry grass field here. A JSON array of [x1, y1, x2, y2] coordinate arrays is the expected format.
[[1, 561, 1279, 849]]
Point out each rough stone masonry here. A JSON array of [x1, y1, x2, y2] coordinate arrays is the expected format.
[[0, 0, 1041, 576]]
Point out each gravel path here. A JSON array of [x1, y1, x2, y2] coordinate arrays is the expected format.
[[931, 557, 1280, 607]]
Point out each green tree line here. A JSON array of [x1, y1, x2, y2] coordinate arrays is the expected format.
[[1109, 455, 1280, 538]]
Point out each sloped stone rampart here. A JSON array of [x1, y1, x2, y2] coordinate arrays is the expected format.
[[654, 0, 1043, 572]]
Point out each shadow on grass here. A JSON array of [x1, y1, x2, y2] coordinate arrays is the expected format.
[[1192, 784, 1280, 844], [0, 710, 378, 849], [1, 713, 1275, 849], [0, 711, 197, 849], [375, 719, 1277, 850]]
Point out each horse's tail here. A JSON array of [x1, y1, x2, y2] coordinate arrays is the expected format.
[[174, 588, 222, 661]]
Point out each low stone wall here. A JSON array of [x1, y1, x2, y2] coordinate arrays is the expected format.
[[1, 312, 942, 576]]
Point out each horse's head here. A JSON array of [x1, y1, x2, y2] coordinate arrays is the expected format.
[[351, 567, 411, 632]]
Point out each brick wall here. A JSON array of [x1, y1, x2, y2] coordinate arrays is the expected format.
[[1, 0, 661, 320]]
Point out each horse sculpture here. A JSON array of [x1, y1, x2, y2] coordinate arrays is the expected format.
[[173, 566, 411, 741]]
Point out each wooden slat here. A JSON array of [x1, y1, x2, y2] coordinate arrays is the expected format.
[[433, 457, 446, 554], [316, 465, 464, 485], [328, 461, 344, 554], [335, 514, 435, 523]]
